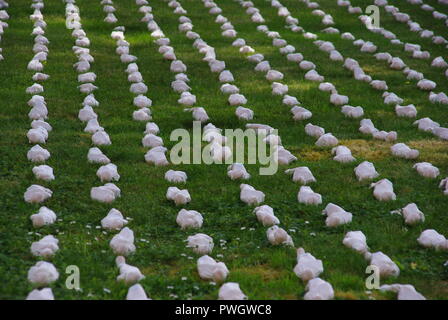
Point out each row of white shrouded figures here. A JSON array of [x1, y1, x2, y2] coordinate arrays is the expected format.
[[0, 0, 8, 61], [23, 0, 126, 300], [190, 0, 447, 300], [23, 0, 61, 301]]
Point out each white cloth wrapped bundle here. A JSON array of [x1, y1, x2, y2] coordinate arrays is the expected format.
[[240, 183, 265, 205], [126, 284, 151, 300], [28, 261, 59, 286], [32, 73, 50, 81], [221, 83, 239, 94], [27, 127, 48, 144], [391, 143, 419, 159], [413, 162, 439, 178], [332, 146, 355, 163], [315, 133, 338, 147], [401, 203, 425, 225], [354, 161, 379, 181], [383, 92, 403, 105], [322, 203, 352, 227], [31, 235, 59, 258], [266, 225, 294, 246], [26, 288, 54, 300], [219, 70, 234, 82], [178, 91, 196, 106], [187, 233, 214, 254], [276, 146, 297, 164], [294, 248, 323, 282], [142, 133, 163, 148], [227, 163, 250, 180], [235, 106, 254, 120], [145, 146, 169, 166], [32, 165, 54, 181], [170, 60, 187, 73], [116, 256, 145, 284], [266, 70, 284, 81], [92, 130, 111, 146], [101, 208, 128, 230], [31, 120, 51, 132], [144, 122, 159, 135], [366, 251, 400, 278], [330, 93, 349, 105], [253, 205, 280, 226], [395, 105, 417, 118], [84, 118, 103, 133], [78, 72, 96, 83], [176, 209, 203, 229], [88, 147, 110, 164], [380, 284, 425, 300], [171, 79, 190, 92], [285, 167, 316, 184], [417, 79, 436, 91], [96, 163, 120, 182], [84, 94, 99, 107], [370, 179, 396, 201], [165, 170, 187, 183], [184, 107, 209, 122], [228, 93, 247, 105], [271, 82, 288, 95], [343, 231, 369, 254], [439, 178, 448, 195], [166, 186, 191, 205], [30, 206, 56, 228], [413, 117, 440, 132], [291, 106, 312, 120], [300, 61, 316, 70], [91, 183, 121, 203], [133, 95, 152, 108], [28, 145, 50, 162], [24, 184, 52, 203], [130, 82, 148, 94], [305, 123, 324, 138], [254, 61, 270, 72], [133, 108, 152, 121], [197, 255, 229, 282], [417, 229, 448, 250], [218, 282, 247, 300], [305, 70, 324, 82], [110, 227, 136, 256], [128, 71, 143, 83], [304, 278, 334, 300], [78, 105, 97, 122], [298, 186, 322, 205]]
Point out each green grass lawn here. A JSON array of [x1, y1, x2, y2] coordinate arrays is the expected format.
[[0, 0, 447, 300]]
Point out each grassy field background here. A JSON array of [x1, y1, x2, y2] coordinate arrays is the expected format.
[[0, 0, 447, 299]]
